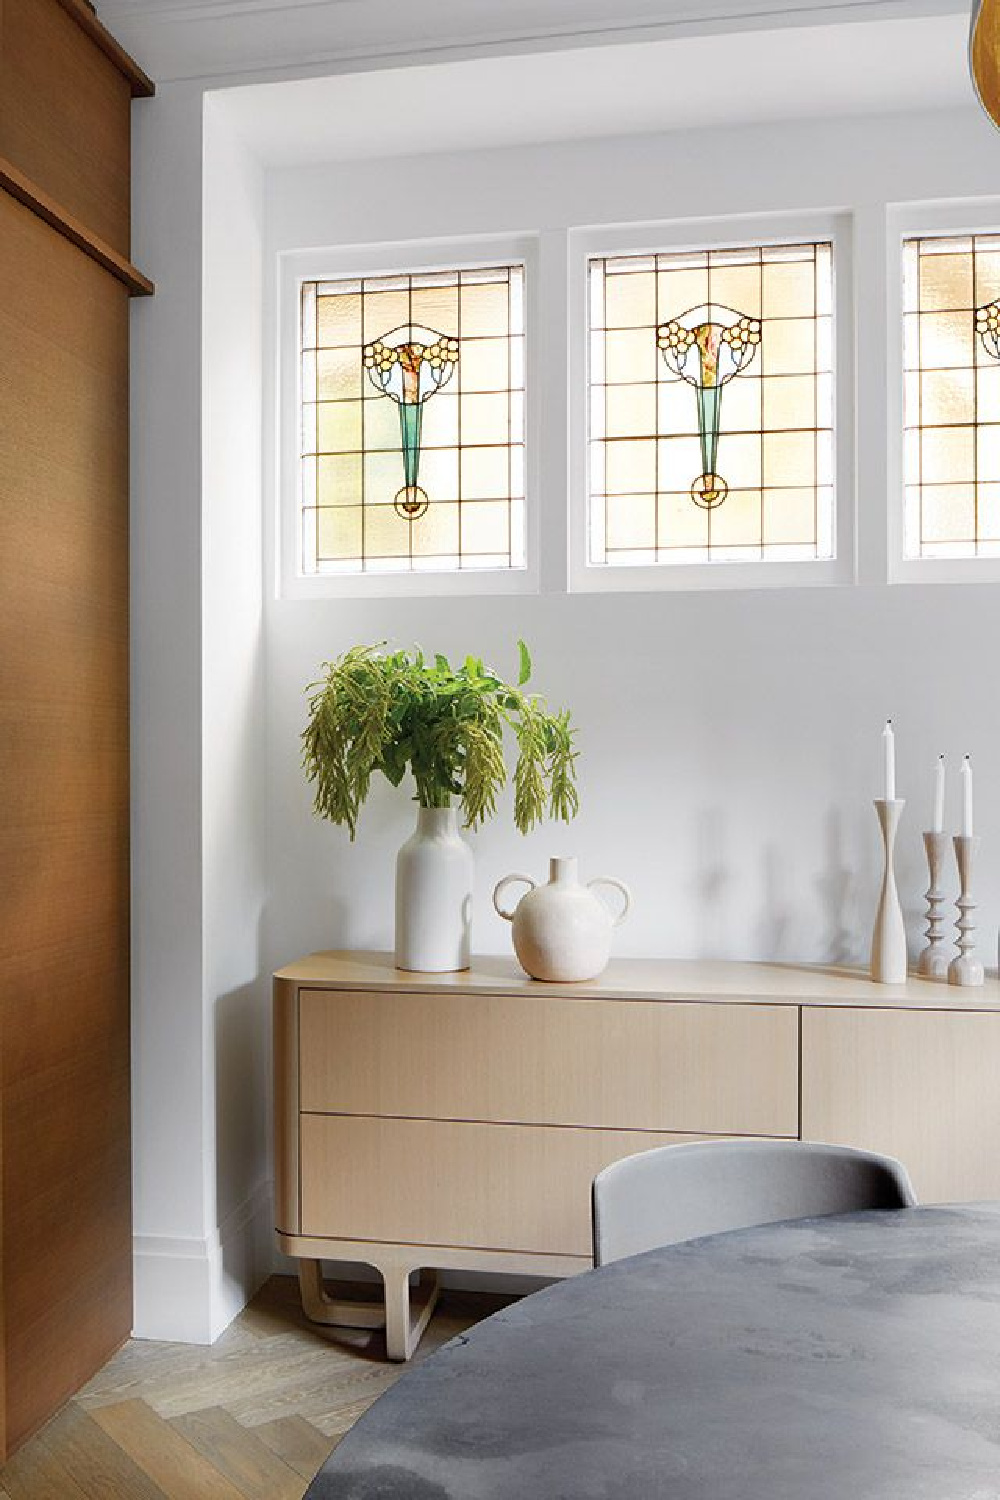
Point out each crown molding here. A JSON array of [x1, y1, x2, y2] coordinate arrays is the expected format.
[[96, 0, 958, 17], [95, 0, 966, 85]]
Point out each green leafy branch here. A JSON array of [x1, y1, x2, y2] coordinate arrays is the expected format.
[[302, 641, 579, 839]]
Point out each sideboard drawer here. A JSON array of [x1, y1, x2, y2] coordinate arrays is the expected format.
[[298, 989, 798, 1136], [300, 1114, 713, 1256]]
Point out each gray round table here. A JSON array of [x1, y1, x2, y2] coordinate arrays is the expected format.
[[305, 1205, 1000, 1499]]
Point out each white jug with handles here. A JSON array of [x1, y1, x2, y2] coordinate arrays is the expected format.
[[493, 856, 631, 982]]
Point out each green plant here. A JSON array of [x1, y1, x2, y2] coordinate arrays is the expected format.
[[302, 641, 579, 839]]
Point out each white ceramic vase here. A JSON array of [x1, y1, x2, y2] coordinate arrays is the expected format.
[[493, 856, 630, 982], [395, 804, 473, 973]]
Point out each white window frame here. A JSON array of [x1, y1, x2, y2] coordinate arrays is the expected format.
[[278, 234, 540, 599], [888, 197, 1000, 586], [568, 211, 855, 593]]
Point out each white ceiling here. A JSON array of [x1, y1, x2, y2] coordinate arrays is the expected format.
[[95, 0, 968, 86], [212, 14, 973, 165]]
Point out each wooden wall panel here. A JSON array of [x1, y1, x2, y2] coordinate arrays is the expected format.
[[0, 187, 131, 1454], [0, 0, 133, 254]]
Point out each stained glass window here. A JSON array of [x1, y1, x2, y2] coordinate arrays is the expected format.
[[300, 265, 525, 574], [903, 234, 1000, 558], [588, 242, 835, 566]]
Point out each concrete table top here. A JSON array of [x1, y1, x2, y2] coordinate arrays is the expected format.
[[305, 1204, 1000, 1499]]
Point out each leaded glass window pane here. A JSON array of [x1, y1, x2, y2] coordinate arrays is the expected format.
[[588, 242, 835, 566], [903, 233, 1000, 558], [300, 265, 526, 575]]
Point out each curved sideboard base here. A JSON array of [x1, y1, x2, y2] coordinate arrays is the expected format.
[[280, 1233, 584, 1360], [296, 1255, 439, 1360]]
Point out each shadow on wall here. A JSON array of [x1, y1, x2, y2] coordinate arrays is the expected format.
[[758, 841, 791, 959], [816, 807, 865, 967], [214, 972, 271, 1246], [264, 890, 370, 974], [694, 806, 731, 959], [697, 805, 876, 967]]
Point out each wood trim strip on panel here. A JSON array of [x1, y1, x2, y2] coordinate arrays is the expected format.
[[53, 0, 155, 97], [0, 156, 153, 296]]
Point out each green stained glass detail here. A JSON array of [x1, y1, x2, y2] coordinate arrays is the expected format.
[[657, 306, 761, 508], [697, 385, 722, 483], [400, 401, 424, 490], [363, 325, 459, 517]]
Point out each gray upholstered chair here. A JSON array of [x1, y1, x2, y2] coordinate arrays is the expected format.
[[592, 1139, 917, 1266]]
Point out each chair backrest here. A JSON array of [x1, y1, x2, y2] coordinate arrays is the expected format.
[[592, 1139, 918, 1266]]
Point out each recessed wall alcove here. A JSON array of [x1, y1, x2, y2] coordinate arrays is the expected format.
[[131, 14, 1000, 1344]]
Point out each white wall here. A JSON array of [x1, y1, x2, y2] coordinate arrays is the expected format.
[[261, 109, 1000, 987], [200, 97, 272, 1337], [131, 84, 270, 1342], [131, 81, 212, 1338]]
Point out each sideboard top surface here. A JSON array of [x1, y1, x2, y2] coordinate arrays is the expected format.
[[273, 951, 1000, 1012]]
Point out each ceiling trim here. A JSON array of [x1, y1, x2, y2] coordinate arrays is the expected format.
[[97, 0, 959, 18], [96, 0, 967, 86]]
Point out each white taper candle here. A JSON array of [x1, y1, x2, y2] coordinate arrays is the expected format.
[[933, 755, 945, 833], [961, 755, 974, 837], [883, 720, 896, 801]]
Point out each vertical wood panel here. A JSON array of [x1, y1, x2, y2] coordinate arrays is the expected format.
[[0, 188, 131, 1454], [0, 0, 132, 254]]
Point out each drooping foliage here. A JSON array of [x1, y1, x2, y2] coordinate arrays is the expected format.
[[302, 641, 579, 839]]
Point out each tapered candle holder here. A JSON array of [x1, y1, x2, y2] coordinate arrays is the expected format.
[[918, 831, 951, 979], [948, 835, 984, 987], [871, 799, 907, 984]]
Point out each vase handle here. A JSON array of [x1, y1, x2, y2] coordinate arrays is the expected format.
[[588, 877, 632, 928], [493, 874, 536, 922]]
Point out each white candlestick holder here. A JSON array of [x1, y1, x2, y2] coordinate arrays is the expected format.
[[871, 799, 907, 985], [948, 835, 984, 987], [918, 831, 951, 979]]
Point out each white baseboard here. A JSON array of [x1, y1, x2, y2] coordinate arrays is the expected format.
[[133, 1179, 273, 1343], [134, 1185, 557, 1344]]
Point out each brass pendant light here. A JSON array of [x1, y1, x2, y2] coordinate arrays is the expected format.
[[971, 0, 1000, 128]]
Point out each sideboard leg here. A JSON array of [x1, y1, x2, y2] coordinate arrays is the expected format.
[[382, 1264, 441, 1361], [297, 1258, 386, 1330]]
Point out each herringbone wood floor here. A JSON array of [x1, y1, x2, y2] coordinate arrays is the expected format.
[[0, 1277, 516, 1499]]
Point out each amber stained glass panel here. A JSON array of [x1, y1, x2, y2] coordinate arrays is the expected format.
[[300, 265, 525, 574], [903, 233, 1000, 558], [588, 242, 835, 566]]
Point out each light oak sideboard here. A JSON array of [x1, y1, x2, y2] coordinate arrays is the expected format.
[[274, 951, 1000, 1359]]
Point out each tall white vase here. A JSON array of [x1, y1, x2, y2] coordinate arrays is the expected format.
[[395, 805, 473, 973]]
